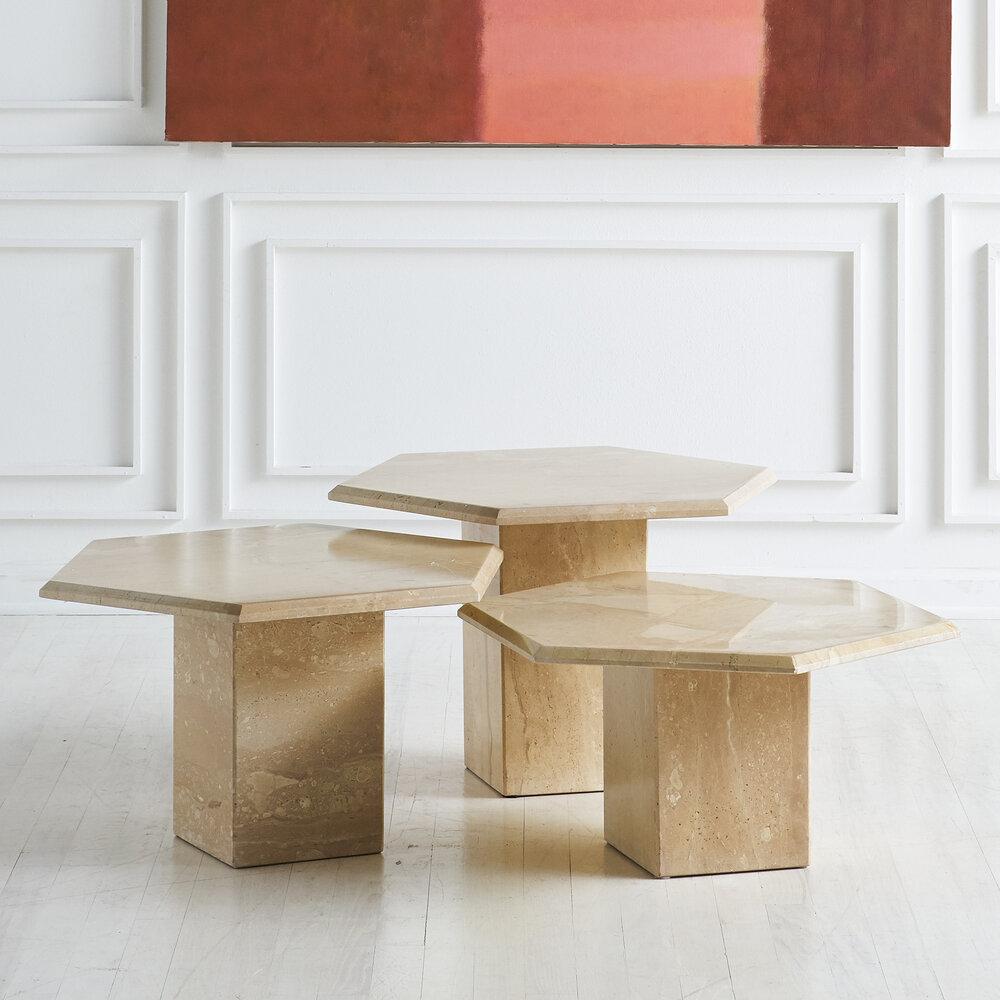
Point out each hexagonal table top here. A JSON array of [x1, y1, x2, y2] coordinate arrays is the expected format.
[[458, 572, 957, 674], [329, 447, 776, 525], [41, 524, 502, 622]]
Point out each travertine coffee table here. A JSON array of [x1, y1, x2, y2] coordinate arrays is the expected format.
[[40, 524, 501, 868], [330, 447, 774, 796], [459, 572, 957, 877]]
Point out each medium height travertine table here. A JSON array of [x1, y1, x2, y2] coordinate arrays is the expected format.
[[330, 446, 775, 796], [458, 572, 958, 877], [40, 524, 501, 867]]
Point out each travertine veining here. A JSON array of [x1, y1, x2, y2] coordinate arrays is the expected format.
[[41, 525, 501, 868], [462, 520, 646, 796], [333, 447, 775, 798], [329, 446, 775, 525], [173, 615, 237, 864], [232, 613, 384, 867], [459, 572, 958, 674], [460, 571, 957, 877], [174, 613, 384, 867], [604, 667, 810, 877], [39, 523, 502, 621]]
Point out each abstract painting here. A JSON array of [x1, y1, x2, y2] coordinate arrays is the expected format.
[[166, 0, 951, 147]]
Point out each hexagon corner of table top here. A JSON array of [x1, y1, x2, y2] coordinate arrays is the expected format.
[[39, 523, 503, 622], [328, 446, 777, 525], [457, 571, 959, 674]]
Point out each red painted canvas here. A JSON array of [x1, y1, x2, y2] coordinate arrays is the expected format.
[[165, 0, 951, 147]]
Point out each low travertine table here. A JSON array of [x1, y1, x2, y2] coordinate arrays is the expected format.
[[330, 446, 775, 796], [40, 524, 501, 868], [458, 572, 957, 877]]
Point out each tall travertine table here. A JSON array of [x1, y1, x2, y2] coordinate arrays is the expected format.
[[329, 446, 775, 796], [459, 572, 958, 877], [40, 524, 501, 868]]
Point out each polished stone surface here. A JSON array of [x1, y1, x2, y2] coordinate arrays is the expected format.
[[459, 572, 958, 673], [604, 666, 809, 878], [329, 446, 776, 525], [462, 572, 956, 877], [462, 520, 646, 796], [39, 524, 499, 869], [174, 613, 384, 868], [40, 523, 502, 621], [332, 447, 774, 799]]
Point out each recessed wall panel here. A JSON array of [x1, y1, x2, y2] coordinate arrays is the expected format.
[[0, 244, 134, 471], [0, 0, 135, 105], [269, 243, 853, 478], [226, 196, 900, 522]]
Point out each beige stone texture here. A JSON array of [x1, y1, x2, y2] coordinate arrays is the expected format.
[[331, 446, 776, 799], [173, 614, 237, 864], [329, 446, 775, 525], [174, 612, 384, 867], [462, 520, 646, 796], [459, 572, 958, 674], [460, 570, 958, 876], [39, 523, 501, 868], [39, 523, 502, 621], [604, 667, 810, 877]]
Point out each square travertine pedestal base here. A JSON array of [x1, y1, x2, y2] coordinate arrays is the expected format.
[[603, 667, 809, 878], [173, 612, 384, 867], [462, 520, 646, 796]]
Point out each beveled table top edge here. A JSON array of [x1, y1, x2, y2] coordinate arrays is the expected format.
[[330, 463, 777, 526], [329, 484, 503, 525], [457, 580, 959, 676], [40, 536, 503, 623], [723, 466, 779, 514]]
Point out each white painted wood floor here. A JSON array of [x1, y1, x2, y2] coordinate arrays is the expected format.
[[1, 614, 999, 1000]]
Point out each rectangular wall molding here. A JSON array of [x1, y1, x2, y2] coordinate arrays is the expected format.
[[6, 4, 1000, 615], [944, 0, 1000, 156], [991, 0, 1000, 114], [989, 243, 1000, 480], [0, 238, 142, 477], [0, 0, 142, 111], [945, 196, 1000, 522], [264, 236, 863, 484], [225, 194, 903, 524], [0, 193, 185, 520]]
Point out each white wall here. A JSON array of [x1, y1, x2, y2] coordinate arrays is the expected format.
[[1, 0, 1000, 616]]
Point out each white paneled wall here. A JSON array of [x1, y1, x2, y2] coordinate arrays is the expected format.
[[2, 1, 1000, 615], [0, 195, 183, 521]]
